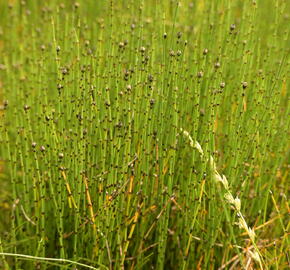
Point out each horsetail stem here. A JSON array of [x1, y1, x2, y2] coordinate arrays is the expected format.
[[0, 0, 288, 269]]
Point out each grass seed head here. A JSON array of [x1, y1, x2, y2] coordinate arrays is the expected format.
[[249, 250, 261, 264], [224, 192, 235, 204], [234, 197, 241, 211]]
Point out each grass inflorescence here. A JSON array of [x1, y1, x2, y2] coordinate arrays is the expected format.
[[0, 0, 289, 269]]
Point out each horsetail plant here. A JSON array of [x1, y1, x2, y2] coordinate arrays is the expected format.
[[0, 0, 289, 269]]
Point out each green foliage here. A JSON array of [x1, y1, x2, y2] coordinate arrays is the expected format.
[[0, 0, 289, 269]]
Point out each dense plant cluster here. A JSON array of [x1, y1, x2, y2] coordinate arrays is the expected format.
[[0, 0, 289, 269]]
